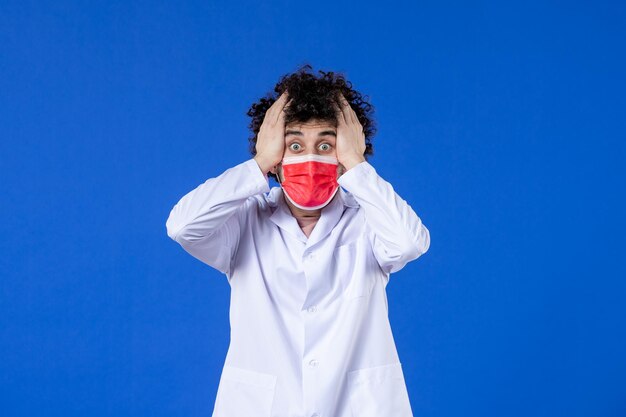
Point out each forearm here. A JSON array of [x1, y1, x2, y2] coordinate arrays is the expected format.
[[166, 158, 270, 242], [338, 161, 430, 272]]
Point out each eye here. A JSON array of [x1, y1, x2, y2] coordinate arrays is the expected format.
[[318, 143, 332, 151], [289, 143, 302, 151]]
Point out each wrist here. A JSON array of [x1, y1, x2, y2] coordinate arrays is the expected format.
[[340, 155, 366, 171], [253, 155, 272, 174]]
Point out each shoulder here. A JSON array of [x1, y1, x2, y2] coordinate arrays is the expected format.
[[248, 186, 282, 214], [339, 187, 360, 210]]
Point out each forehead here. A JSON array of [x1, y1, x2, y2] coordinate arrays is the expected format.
[[285, 118, 337, 130]]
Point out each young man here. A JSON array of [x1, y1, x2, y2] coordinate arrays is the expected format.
[[166, 66, 430, 417]]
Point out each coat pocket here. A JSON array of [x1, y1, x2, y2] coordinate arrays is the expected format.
[[346, 362, 413, 417], [333, 240, 372, 300], [212, 365, 277, 417]]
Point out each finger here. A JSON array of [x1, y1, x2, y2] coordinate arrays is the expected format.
[[340, 95, 357, 125], [271, 93, 290, 125], [339, 96, 355, 126], [332, 100, 346, 127], [278, 99, 292, 122]]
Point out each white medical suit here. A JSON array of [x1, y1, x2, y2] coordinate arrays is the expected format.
[[166, 158, 430, 417]]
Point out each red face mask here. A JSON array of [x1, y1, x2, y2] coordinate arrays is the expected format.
[[279, 154, 340, 210]]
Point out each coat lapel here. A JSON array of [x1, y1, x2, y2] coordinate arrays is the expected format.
[[304, 189, 344, 249], [268, 186, 359, 248], [268, 188, 308, 243]]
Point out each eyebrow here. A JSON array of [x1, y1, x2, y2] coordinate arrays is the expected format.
[[285, 129, 337, 137]]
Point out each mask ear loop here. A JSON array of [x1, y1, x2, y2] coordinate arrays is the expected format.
[[275, 163, 284, 185]]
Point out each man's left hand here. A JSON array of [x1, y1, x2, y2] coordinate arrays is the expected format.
[[333, 93, 366, 171]]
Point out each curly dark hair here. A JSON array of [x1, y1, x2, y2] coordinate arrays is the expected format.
[[246, 63, 377, 181]]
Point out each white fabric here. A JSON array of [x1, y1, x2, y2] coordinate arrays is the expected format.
[[166, 158, 431, 417]]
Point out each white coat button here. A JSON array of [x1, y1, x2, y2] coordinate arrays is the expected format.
[[308, 251, 316, 259], [307, 305, 317, 313], [311, 413, 320, 417], [309, 359, 319, 367]]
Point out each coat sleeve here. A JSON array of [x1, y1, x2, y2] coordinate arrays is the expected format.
[[165, 158, 270, 275], [337, 161, 430, 274]]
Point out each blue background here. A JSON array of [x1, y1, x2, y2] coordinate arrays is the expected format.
[[1, 1, 625, 416]]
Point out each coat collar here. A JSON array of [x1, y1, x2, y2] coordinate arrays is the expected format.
[[267, 186, 359, 248]]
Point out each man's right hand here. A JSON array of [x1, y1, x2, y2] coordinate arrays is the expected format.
[[254, 90, 291, 175]]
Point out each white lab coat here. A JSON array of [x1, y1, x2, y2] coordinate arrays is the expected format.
[[166, 158, 430, 417]]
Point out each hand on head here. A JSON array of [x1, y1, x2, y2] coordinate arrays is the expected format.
[[254, 90, 291, 174], [332, 92, 366, 171]]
